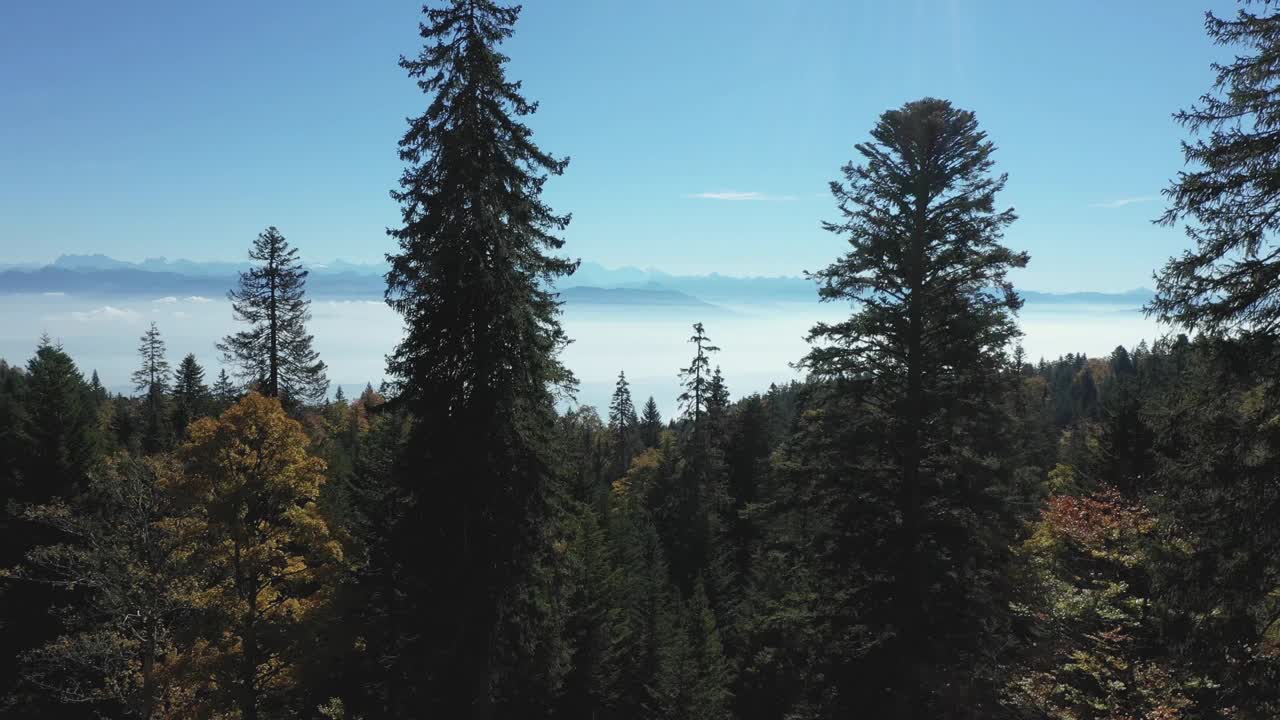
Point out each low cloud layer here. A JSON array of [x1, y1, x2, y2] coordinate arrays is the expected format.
[[72, 306, 140, 323]]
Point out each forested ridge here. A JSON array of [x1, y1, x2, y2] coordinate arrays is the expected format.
[[5, 2, 1280, 718]]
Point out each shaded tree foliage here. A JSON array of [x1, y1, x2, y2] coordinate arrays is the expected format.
[[376, 0, 577, 715]]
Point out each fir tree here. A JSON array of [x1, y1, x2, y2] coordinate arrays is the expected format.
[[87, 370, 107, 405], [170, 353, 210, 441], [687, 578, 733, 720], [210, 368, 237, 410], [1151, 4, 1280, 337], [131, 323, 169, 397], [640, 396, 663, 448], [798, 98, 1027, 717], [22, 336, 100, 497], [667, 326, 729, 597], [608, 370, 640, 476], [608, 467, 681, 718], [678, 323, 720, 430], [706, 366, 730, 438], [379, 0, 576, 715], [1144, 12, 1280, 706], [1, 338, 100, 717], [131, 323, 171, 453], [218, 226, 328, 404]]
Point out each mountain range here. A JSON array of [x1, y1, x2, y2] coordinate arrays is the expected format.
[[0, 254, 1156, 307]]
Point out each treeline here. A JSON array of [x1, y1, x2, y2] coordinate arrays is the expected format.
[[5, 1, 1280, 718]]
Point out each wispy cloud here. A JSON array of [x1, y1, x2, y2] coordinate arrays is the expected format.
[[1089, 196, 1154, 209], [155, 296, 179, 304], [185, 296, 212, 303], [42, 291, 65, 297], [686, 191, 794, 201], [72, 306, 140, 323]]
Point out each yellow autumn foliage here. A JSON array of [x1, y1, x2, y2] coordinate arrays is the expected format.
[[161, 392, 343, 718]]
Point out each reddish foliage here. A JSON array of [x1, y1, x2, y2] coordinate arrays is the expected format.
[[1043, 489, 1153, 548]]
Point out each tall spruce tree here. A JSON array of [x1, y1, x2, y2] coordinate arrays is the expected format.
[[1151, 3, 1280, 337], [665, 325, 728, 597], [210, 368, 237, 411], [218, 227, 328, 404], [678, 323, 720, 430], [170, 353, 210, 441], [608, 370, 640, 476], [131, 323, 170, 398], [1142, 6, 1280, 713], [132, 323, 171, 453], [1, 338, 101, 719], [796, 98, 1027, 718], [640, 396, 663, 448], [706, 366, 730, 437], [379, 0, 576, 716]]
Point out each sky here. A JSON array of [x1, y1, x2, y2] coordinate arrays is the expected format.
[[0, 0, 1237, 292]]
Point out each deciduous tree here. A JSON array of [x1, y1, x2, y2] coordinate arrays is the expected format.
[[166, 393, 342, 720]]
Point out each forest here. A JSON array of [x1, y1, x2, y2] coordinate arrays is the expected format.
[[4, 1, 1280, 718]]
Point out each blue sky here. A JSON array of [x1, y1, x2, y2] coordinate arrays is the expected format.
[[0, 0, 1235, 291]]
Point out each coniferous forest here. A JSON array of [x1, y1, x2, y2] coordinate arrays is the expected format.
[[6, 2, 1280, 718]]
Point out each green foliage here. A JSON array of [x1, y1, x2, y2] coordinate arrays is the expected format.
[[377, 0, 578, 715], [1008, 487, 1199, 719], [783, 97, 1029, 717], [678, 323, 720, 429], [132, 323, 172, 453], [12, 3, 1280, 719], [609, 371, 641, 477], [23, 337, 102, 495], [18, 454, 186, 718], [209, 368, 238, 411], [640, 396, 663, 448], [170, 353, 210, 442], [1152, 6, 1280, 337]]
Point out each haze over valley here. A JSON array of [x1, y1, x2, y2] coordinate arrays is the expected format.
[[0, 254, 1165, 414]]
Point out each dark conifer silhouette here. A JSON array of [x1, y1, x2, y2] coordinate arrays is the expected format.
[[218, 227, 328, 404], [792, 98, 1027, 717], [678, 323, 720, 430], [608, 370, 640, 474], [132, 323, 171, 453], [210, 368, 237, 410], [640, 395, 663, 448], [377, 0, 576, 715], [1152, 7, 1280, 337], [171, 353, 210, 440]]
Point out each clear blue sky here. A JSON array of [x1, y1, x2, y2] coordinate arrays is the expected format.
[[0, 0, 1235, 291]]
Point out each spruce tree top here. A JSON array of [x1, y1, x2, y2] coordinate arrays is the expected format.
[[805, 98, 1025, 386], [132, 322, 170, 396], [678, 322, 719, 425], [1152, 6, 1280, 338], [609, 370, 638, 431], [385, 0, 577, 419], [219, 226, 328, 403]]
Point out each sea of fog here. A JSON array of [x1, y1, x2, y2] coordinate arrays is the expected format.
[[0, 294, 1169, 417]]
